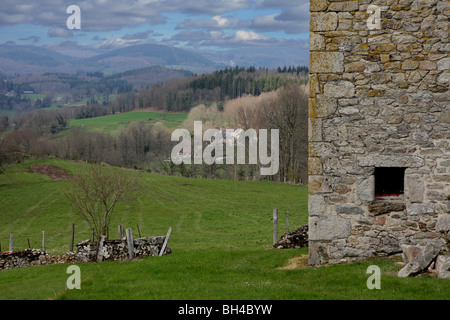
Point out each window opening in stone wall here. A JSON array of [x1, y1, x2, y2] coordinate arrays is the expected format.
[[374, 167, 406, 202]]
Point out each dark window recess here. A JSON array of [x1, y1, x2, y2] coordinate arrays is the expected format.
[[374, 167, 406, 201]]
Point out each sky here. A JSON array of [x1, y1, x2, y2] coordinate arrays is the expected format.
[[0, 0, 310, 53]]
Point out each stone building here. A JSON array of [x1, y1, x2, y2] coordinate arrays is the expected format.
[[308, 0, 449, 265]]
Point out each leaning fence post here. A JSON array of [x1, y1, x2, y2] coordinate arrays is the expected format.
[[159, 227, 172, 256], [273, 209, 278, 246], [97, 235, 106, 262], [70, 223, 75, 252], [9, 234, 13, 252], [137, 224, 142, 238], [126, 228, 134, 260]]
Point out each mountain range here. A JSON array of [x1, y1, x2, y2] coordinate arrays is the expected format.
[[0, 43, 308, 76]]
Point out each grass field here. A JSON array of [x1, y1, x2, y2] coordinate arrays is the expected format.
[[0, 159, 449, 300], [68, 110, 188, 134]]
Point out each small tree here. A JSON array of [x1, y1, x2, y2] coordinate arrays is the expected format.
[[64, 164, 143, 241]]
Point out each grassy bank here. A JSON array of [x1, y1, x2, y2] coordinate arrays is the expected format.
[[0, 159, 448, 300]]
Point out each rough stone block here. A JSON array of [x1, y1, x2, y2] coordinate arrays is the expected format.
[[308, 174, 334, 194], [369, 202, 406, 215], [308, 118, 323, 142], [357, 176, 375, 202], [310, 52, 344, 73], [398, 244, 440, 277], [324, 81, 355, 98], [419, 61, 437, 70], [309, 216, 352, 241], [345, 61, 366, 72], [435, 255, 450, 279], [309, 194, 326, 217], [308, 241, 330, 266], [436, 214, 450, 232], [309, 32, 326, 51], [437, 57, 450, 71], [336, 204, 364, 215], [405, 175, 424, 203], [402, 60, 420, 70], [406, 203, 435, 216], [357, 155, 425, 168], [310, 0, 328, 12], [328, 1, 359, 11], [310, 12, 338, 31], [316, 96, 338, 117]]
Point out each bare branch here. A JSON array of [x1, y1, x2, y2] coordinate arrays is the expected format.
[[64, 164, 144, 241]]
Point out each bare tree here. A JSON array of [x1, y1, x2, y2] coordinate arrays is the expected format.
[[0, 128, 35, 173], [64, 164, 144, 240], [261, 83, 308, 183]]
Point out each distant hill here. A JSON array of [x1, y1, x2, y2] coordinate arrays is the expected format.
[[81, 44, 217, 74], [6, 65, 193, 95], [0, 43, 217, 75], [0, 44, 73, 74], [109, 66, 193, 89], [0, 45, 70, 67]]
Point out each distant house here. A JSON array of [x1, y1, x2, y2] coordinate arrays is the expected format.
[[23, 90, 34, 94], [179, 147, 191, 157]]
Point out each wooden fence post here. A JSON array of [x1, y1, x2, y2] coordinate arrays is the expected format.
[[286, 210, 289, 233], [126, 228, 134, 260], [70, 223, 75, 252], [42, 231, 45, 252], [137, 224, 142, 238], [97, 235, 106, 262], [273, 209, 278, 246], [118, 225, 122, 239], [9, 234, 13, 252], [159, 227, 172, 256]]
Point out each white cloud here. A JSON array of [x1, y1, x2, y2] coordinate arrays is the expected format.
[[212, 16, 229, 27], [177, 15, 243, 30], [233, 30, 268, 41], [171, 29, 305, 48]]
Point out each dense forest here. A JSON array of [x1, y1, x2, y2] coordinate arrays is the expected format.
[[133, 65, 308, 112]]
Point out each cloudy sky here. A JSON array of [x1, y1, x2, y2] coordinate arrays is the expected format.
[[0, 0, 309, 52]]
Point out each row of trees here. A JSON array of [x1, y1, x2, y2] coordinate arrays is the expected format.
[[113, 66, 308, 113]]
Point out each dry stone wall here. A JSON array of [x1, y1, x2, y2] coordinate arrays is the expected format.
[[308, 0, 449, 265], [0, 236, 171, 271]]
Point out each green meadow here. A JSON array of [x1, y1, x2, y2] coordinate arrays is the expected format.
[[0, 159, 448, 300], [68, 111, 188, 134]]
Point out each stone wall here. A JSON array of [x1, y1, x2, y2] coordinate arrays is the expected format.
[[0, 236, 171, 271], [308, 0, 449, 265]]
